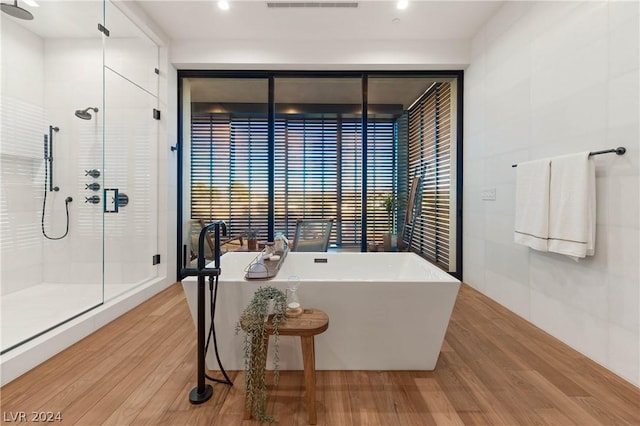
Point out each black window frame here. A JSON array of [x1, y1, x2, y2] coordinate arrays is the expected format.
[[177, 70, 463, 281]]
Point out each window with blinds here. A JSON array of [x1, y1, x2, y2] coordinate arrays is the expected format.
[[367, 118, 397, 243], [191, 113, 395, 247], [339, 119, 363, 245], [191, 113, 269, 238], [406, 82, 452, 269], [274, 116, 338, 241]]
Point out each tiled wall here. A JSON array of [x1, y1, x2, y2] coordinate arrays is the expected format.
[[464, 1, 639, 385], [43, 39, 104, 286], [0, 17, 46, 295]]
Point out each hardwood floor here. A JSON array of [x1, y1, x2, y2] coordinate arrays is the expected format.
[[1, 283, 638, 425]]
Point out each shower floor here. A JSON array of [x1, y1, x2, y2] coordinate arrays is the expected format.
[[1, 283, 136, 353]]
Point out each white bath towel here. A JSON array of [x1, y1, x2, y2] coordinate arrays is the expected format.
[[514, 158, 551, 252], [548, 152, 596, 260]]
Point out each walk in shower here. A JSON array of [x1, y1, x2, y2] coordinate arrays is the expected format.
[[1, 1, 160, 357]]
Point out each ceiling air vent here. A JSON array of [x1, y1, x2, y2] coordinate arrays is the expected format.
[[267, 2, 358, 8]]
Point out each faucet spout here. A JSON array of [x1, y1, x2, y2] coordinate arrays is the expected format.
[[212, 220, 226, 271], [196, 220, 227, 272]]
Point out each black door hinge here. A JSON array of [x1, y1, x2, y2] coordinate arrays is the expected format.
[[153, 254, 161, 265], [153, 109, 161, 120], [98, 23, 110, 37]]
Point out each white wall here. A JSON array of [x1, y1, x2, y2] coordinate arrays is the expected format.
[[0, 16, 45, 294], [464, 1, 639, 386], [171, 38, 469, 70]]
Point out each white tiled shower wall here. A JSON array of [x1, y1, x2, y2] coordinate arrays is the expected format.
[[1, 17, 47, 294], [44, 39, 104, 286], [464, 1, 639, 385], [1, 26, 106, 293]]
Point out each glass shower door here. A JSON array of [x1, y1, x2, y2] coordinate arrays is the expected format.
[[0, 1, 104, 353], [102, 0, 159, 301]]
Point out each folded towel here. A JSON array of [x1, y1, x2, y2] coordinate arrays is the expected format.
[[514, 158, 551, 252], [548, 152, 596, 259]]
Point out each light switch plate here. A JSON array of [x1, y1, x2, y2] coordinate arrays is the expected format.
[[481, 187, 496, 201]]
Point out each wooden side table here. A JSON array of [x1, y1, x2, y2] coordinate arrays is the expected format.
[[242, 309, 329, 425]]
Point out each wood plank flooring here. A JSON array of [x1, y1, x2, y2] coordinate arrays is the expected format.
[[1, 283, 638, 425]]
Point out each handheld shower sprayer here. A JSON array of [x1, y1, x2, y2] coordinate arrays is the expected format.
[[41, 125, 72, 240], [75, 107, 99, 120], [46, 126, 60, 192]]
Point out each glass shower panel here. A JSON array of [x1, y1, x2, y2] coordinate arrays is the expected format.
[[104, 0, 159, 96], [101, 0, 159, 301], [0, 1, 104, 353], [103, 67, 159, 301]]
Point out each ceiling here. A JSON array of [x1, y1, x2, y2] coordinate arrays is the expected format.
[[135, 0, 504, 42], [139, 0, 503, 106], [2, 0, 504, 105], [0, 1, 148, 39], [2, 0, 504, 42]]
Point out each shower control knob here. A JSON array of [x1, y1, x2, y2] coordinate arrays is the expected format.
[[85, 195, 101, 204], [85, 183, 100, 191], [85, 169, 100, 178]]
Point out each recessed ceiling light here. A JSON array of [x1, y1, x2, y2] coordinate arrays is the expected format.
[[218, 0, 230, 10], [22, 0, 39, 7], [396, 0, 408, 10]]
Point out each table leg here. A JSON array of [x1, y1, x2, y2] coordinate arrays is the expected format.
[[301, 336, 317, 425]]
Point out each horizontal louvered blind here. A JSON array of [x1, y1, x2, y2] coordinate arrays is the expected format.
[[367, 118, 396, 243], [191, 114, 395, 248], [407, 82, 451, 269], [339, 120, 362, 245], [191, 113, 269, 238], [274, 117, 338, 241]]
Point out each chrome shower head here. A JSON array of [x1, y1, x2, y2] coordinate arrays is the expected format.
[[1, 0, 33, 20], [75, 107, 99, 120]]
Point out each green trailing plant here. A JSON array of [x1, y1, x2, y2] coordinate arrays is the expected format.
[[236, 286, 287, 423]]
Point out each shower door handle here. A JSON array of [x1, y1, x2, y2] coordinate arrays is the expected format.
[[105, 188, 119, 213], [104, 188, 129, 213]]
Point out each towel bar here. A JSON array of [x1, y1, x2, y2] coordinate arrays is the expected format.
[[511, 147, 626, 167]]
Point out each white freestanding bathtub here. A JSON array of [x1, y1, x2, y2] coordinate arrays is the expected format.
[[182, 251, 460, 371]]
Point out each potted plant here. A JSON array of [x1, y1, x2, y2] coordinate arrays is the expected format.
[[246, 228, 258, 251], [382, 193, 398, 252], [236, 286, 287, 422]]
